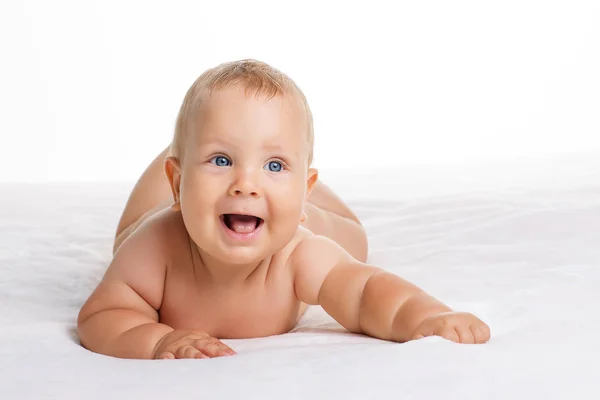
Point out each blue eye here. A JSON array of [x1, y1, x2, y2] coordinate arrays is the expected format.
[[211, 156, 231, 167], [265, 161, 283, 172]]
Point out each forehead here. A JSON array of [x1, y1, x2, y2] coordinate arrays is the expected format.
[[193, 85, 308, 146]]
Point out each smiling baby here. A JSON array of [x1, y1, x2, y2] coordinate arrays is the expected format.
[[77, 59, 490, 360]]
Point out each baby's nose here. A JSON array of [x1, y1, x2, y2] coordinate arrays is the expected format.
[[231, 187, 260, 197], [229, 170, 262, 197]]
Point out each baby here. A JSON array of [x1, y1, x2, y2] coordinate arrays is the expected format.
[[77, 59, 490, 360]]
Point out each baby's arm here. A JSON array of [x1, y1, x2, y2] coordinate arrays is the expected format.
[[78, 217, 236, 360], [291, 236, 490, 343], [77, 220, 174, 359]]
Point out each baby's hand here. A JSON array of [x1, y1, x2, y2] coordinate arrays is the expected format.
[[411, 312, 490, 344], [152, 330, 237, 359]]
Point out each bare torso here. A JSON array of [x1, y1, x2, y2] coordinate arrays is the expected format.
[[154, 209, 310, 339]]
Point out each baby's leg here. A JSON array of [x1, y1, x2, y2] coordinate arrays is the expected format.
[[302, 183, 368, 262], [113, 147, 368, 262], [113, 146, 173, 254]]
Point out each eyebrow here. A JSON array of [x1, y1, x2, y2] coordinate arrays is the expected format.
[[262, 144, 288, 153], [198, 137, 299, 159], [198, 136, 239, 149]]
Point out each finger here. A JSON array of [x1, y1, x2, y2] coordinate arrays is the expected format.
[[157, 351, 175, 360], [196, 338, 236, 357], [411, 323, 434, 341], [176, 345, 202, 359], [455, 326, 475, 344], [471, 323, 491, 344], [194, 351, 209, 359], [435, 326, 460, 343]]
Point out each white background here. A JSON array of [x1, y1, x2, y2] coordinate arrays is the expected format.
[[1, 0, 599, 182]]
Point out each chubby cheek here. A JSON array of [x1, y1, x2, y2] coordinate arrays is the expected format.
[[267, 181, 305, 229], [179, 174, 221, 228]]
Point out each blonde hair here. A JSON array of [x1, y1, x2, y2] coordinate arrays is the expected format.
[[170, 59, 314, 166]]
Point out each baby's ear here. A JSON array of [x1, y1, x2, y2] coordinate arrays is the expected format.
[[306, 168, 319, 198], [164, 156, 182, 211]]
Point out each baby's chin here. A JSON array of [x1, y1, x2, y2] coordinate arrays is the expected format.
[[190, 236, 274, 265], [207, 238, 292, 268], [218, 246, 270, 263]]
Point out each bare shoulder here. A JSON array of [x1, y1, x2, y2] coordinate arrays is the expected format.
[[97, 208, 184, 310], [288, 231, 351, 305], [289, 233, 348, 270]]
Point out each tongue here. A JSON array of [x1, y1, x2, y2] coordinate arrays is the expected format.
[[228, 215, 258, 233]]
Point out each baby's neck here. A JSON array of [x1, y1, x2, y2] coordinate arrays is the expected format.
[[191, 242, 271, 286]]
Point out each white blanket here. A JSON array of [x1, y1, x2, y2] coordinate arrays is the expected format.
[[1, 152, 599, 399]]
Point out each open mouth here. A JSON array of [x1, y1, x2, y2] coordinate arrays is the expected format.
[[220, 214, 264, 235]]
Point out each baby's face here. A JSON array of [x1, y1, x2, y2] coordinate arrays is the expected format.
[[177, 85, 316, 265]]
